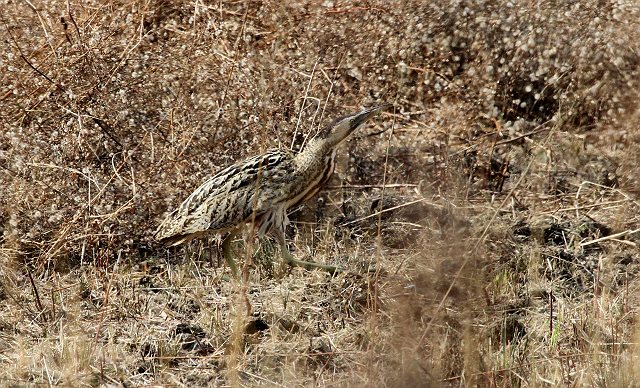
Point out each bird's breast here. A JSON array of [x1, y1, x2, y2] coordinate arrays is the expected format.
[[284, 149, 337, 209]]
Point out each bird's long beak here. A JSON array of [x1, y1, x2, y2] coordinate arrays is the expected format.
[[349, 103, 393, 130], [316, 103, 392, 149]]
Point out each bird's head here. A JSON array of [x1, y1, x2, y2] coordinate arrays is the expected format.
[[314, 103, 392, 149]]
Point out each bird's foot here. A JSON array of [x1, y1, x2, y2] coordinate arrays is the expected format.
[[281, 251, 343, 274]]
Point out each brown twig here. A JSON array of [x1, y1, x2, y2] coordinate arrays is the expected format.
[[26, 266, 47, 323]]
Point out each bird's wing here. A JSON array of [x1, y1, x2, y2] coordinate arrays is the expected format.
[[154, 149, 294, 245]]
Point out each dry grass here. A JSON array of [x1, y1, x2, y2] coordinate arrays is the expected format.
[[1, 0, 639, 386]]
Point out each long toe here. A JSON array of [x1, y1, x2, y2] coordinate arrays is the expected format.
[[281, 250, 343, 274]]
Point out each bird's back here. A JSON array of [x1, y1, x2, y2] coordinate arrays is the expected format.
[[155, 104, 390, 247], [154, 149, 294, 245]]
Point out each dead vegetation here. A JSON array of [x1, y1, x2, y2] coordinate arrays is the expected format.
[[1, 0, 639, 386]]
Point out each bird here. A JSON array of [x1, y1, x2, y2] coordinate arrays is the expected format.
[[154, 103, 391, 274]]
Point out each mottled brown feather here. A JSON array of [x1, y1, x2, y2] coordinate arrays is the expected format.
[[154, 104, 390, 247]]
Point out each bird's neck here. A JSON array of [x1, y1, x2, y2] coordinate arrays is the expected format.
[[295, 138, 332, 170], [290, 138, 337, 200]]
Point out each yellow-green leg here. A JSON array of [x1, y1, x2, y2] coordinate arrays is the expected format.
[[221, 229, 240, 276], [223, 228, 343, 275], [274, 231, 342, 274], [280, 248, 343, 274]]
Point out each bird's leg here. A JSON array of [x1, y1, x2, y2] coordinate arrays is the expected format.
[[221, 229, 240, 276], [274, 230, 343, 274], [282, 248, 343, 274]]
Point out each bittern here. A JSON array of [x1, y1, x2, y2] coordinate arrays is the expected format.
[[154, 104, 390, 274]]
